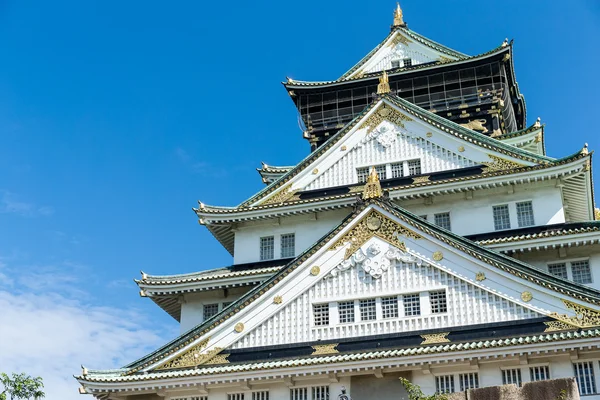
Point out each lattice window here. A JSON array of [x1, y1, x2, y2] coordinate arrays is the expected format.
[[390, 162, 404, 178], [391, 60, 401, 69], [530, 366, 550, 381], [260, 236, 274, 260], [359, 298, 376, 321], [516, 201, 535, 227], [403, 58, 413, 67], [338, 301, 355, 323], [493, 204, 511, 230], [357, 167, 370, 183], [408, 159, 421, 175], [228, 394, 245, 400], [203, 303, 219, 320], [502, 369, 522, 386], [374, 165, 387, 179], [574, 361, 597, 395], [436, 375, 455, 394], [572, 260, 592, 284], [429, 290, 447, 314], [459, 373, 479, 391], [313, 303, 329, 326], [312, 386, 329, 400], [252, 391, 270, 400], [403, 293, 421, 316], [548, 263, 568, 279], [434, 212, 451, 231], [290, 388, 308, 400], [281, 233, 295, 258], [381, 296, 399, 319]]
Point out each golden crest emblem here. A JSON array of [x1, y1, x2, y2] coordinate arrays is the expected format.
[[367, 216, 382, 231]]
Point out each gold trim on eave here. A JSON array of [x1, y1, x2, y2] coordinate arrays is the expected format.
[[156, 338, 228, 370], [329, 210, 421, 259], [312, 344, 339, 355], [260, 184, 297, 205], [421, 332, 450, 345], [549, 299, 600, 328]]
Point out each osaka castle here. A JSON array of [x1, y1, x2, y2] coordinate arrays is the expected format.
[[77, 4, 600, 400]]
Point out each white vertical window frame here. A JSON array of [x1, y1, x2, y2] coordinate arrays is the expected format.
[[516, 201, 535, 227], [290, 388, 308, 400], [435, 375, 455, 394], [459, 373, 479, 391], [502, 368, 522, 386], [260, 236, 275, 261], [529, 365, 550, 382], [492, 204, 511, 231], [251, 391, 270, 400], [420, 291, 431, 316], [573, 361, 597, 395], [280, 233, 295, 258]]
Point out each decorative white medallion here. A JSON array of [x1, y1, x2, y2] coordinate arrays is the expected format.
[[359, 121, 405, 149], [330, 242, 421, 279]]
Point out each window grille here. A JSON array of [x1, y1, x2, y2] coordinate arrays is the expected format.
[[529, 366, 550, 381], [429, 290, 447, 314], [252, 391, 270, 400], [203, 303, 219, 320], [357, 167, 370, 183], [173, 397, 207, 400], [502, 369, 522, 386], [260, 236, 275, 260], [459, 373, 479, 391], [492, 204, 511, 230], [312, 386, 329, 400], [381, 296, 399, 319], [228, 394, 245, 400], [572, 260, 592, 284], [359, 298, 376, 321], [281, 233, 295, 258], [390, 162, 404, 178], [574, 361, 597, 395], [436, 375, 455, 394], [313, 303, 329, 326], [516, 201, 535, 227], [290, 388, 308, 400], [403, 58, 413, 67], [403, 293, 421, 316], [391, 60, 401, 68], [548, 263, 568, 279], [374, 165, 387, 179], [407, 159, 421, 175], [434, 212, 451, 231], [338, 301, 355, 323]]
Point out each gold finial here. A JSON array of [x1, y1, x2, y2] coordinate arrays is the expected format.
[[377, 70, 391, 94], [362, 167, 383, 200], [582, 143, 589, 155], [393, 2, 405, 27]]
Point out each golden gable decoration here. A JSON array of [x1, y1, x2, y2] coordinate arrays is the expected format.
[[156, 338, 228, 370], [549, 299, 600, 328], [362, 167, 383, 200], [421, 332, 450, 345], [544, 321, 578, 333], [330, 210, 422, 259], [360, 104, 413, 134], [261, 184, 298, 205], [482, 154, 525, 173], [311, 344, 339, 355]]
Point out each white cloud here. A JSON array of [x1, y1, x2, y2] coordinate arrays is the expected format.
[[0, 191, 54, 217], [0, 290, 170, 400]]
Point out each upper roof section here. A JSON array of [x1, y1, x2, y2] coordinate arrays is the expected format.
[[257, 163, 294, 185]]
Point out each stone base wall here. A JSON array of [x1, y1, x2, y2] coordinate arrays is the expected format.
[[447, 378, 579, 400]]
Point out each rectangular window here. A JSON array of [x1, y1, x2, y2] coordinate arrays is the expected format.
[[408, 159, 421, 175], [434, 212, 451, 231], [228, 394, 245, 400], [312, 386, 329, 400], [435, 375, 455, 394], [313, 304, 329, 326], [390, 162, 404, 178], [357, 167, 370, 183], [530, 366, 550, 382], [375, 165, 387, 179], [502, 369, 522, 386], [391, 60, 401, 69], [574, 361, 597, 395], [429, 290, 448, 314], [403, 293, 421, 316], [459, 373, 479, 391], [381, 296, 399, 319], [548, 263, 568, 279], [359, 298, 377, 321], [252, 392, 270, 400], [280, 233, 295, 258], [516, 201, 535, 227], [338, 301, 355, 323], [203, 303, 219, 320], [403, 58, 413, 67], [290, 388, 308, 400], [493, 204, 511, 230], [260, 236, 274, 261], [572, 260, 592, 284]]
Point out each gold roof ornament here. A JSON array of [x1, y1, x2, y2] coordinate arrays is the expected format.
[[393, 2, 405, 27], [377, 70, 391, 94], [362, 167, 383, 200]]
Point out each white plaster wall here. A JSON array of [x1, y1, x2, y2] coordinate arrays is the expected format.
[[233, 209, 349, 265], [180, 287, 251, 334]]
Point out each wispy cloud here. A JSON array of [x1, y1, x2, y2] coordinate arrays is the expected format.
[[174, 147, 227, 177], [0, 191, 54, 217]]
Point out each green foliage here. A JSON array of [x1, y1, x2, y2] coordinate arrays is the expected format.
[[555, 389, 568, 400], [399, 378, 448, 400], [0, 373, 45, 400]]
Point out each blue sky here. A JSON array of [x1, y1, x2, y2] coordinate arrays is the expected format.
[[0, 0, 599, 398]]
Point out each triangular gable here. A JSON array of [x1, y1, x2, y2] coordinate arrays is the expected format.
[[128, 200, 600, 374], [248, 95, 554, 206], [341, 28, 467, 81]]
